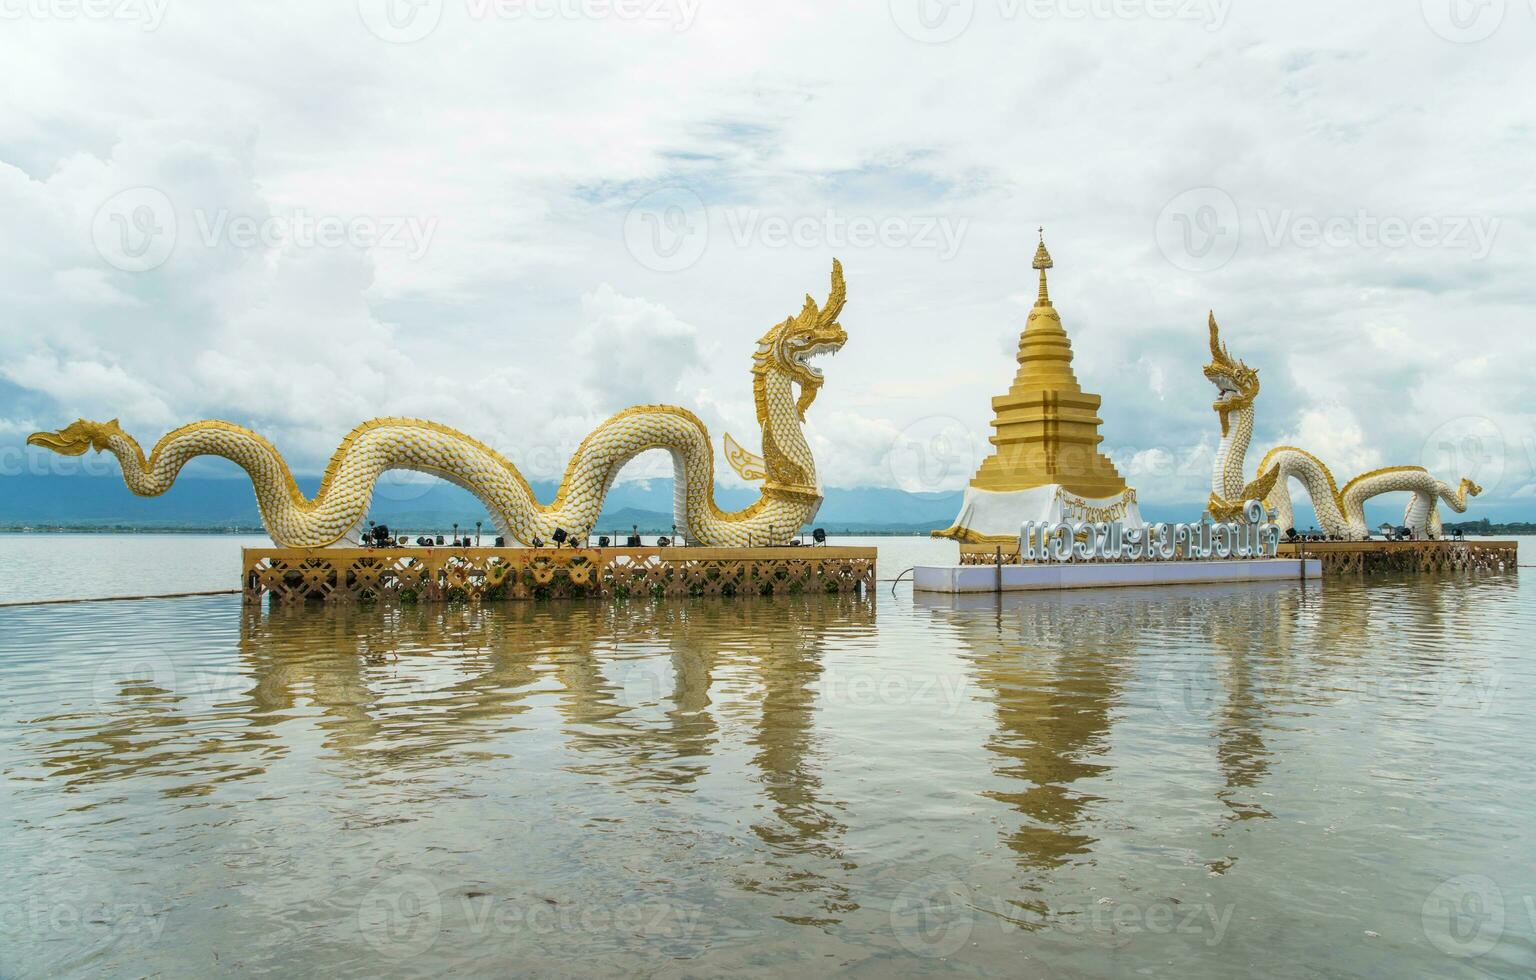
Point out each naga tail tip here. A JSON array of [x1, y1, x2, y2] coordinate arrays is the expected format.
[[27, 419, 120, 455]]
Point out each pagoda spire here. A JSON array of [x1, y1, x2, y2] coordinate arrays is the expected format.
[[962, 233, 1127, 498], [1033, 227, 1052, 306]]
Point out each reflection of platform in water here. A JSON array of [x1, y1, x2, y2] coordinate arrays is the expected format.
[[914, 558, 1319, 594], [1276, 538, 1517, 575], [243, 546, 876, 604], [913, 575, 1312, 611], [960, 538, 1519, 577]]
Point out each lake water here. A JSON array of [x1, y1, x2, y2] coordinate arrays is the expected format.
[[0, 535, 1531, 977]]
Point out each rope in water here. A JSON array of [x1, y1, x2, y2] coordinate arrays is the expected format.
[[0, 590, 240, 608]]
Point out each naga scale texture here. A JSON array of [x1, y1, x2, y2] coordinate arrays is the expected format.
[[1204, 314, 1479, 539], [28, 261, 849, 549]]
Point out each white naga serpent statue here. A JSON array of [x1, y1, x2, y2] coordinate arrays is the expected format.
[[28, 261, 849, 549], [1204, 314, 1479, 539]]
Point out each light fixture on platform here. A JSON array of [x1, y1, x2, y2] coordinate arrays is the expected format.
[[812, 527, 827, 545]]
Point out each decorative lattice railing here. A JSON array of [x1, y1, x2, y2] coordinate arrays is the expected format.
[[242, 546, 877, 604], [957, 539, 1518, 575]]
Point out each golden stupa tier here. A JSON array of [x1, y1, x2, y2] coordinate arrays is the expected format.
[[935, 234, 1139, 543]]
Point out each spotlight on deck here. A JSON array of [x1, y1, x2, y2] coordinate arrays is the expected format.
[[812, 527, 827, 545], [494, 536, 506, 547], [552, 527, 568, 545], [531, 536, 544, 548], [597, 535, 610, 548], [656, 536, 671, 547]]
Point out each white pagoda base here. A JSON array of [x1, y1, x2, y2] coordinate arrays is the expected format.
[[937, 485, 1143, 543]]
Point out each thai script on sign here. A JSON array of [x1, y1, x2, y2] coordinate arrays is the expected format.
[[1022, 500, 1281, 563]]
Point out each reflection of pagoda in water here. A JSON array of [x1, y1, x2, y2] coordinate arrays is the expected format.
[[935, 232, 1142, 542], [914, 583, 1302, 877]]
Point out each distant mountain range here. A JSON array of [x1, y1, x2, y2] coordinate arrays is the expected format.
[[9, 472, 1518, 535], [0, 472, 965, 534]]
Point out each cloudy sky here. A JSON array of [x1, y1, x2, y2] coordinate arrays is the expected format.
[[3, 0, 1533, 515]]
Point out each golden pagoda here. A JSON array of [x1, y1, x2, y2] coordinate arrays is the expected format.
[[935, 231, 1138, 542]]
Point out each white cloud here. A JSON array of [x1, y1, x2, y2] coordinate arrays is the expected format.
[[1270, 406, 1383, 479], [0, 2, 1532, 512], [578, 283, 705, 412]]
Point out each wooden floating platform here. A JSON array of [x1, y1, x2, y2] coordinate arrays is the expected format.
[[242, 546, 877, 605], [1275, 539, 1518, 575], [958, 539, 1518, 576]]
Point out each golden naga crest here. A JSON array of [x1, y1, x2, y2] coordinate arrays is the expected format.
[[1203, 313, 1261, 435], [753, 258, 848, 420], [27, 418, 124, 455], [728, 259, 848, 485]]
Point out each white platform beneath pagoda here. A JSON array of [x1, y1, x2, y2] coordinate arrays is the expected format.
[[913, 558, 1321, 593]]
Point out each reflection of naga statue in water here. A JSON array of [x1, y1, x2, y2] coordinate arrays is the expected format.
[[27, 262, 848, 548], [1204, 314, 1479, 539]]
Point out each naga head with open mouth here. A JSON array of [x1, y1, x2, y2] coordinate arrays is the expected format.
[[755, 259, 848, 419], [1203, 313, 1260, 436]]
